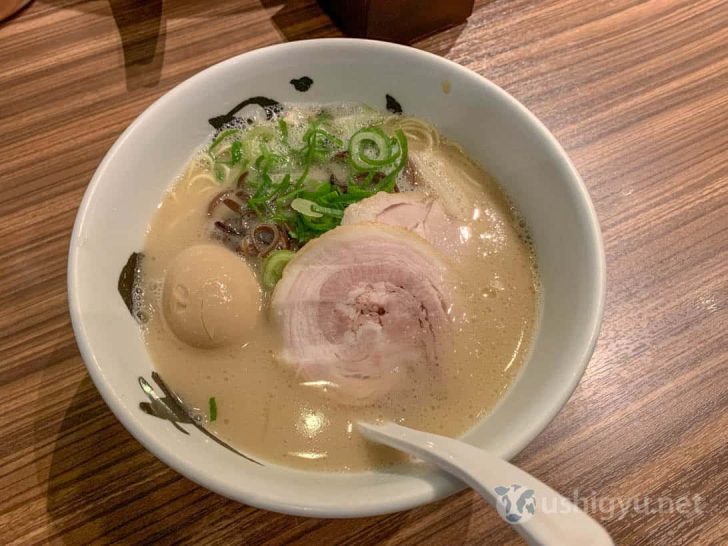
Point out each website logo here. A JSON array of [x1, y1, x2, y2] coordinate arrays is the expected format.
[[495, 484, 537, 523]]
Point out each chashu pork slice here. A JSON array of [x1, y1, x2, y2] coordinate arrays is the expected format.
[[271, 224, 455, 404], [341, 191, 462, 257]]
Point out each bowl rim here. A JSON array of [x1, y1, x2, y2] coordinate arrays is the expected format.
[[68, 38, 606, 518]]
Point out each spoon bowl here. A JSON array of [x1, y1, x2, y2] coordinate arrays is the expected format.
[[359, 421, 613, 545]]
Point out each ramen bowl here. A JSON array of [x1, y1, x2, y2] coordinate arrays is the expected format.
[[68, 39, 605, 517]]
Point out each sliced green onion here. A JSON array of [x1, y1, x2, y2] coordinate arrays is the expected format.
[[262, 250, 296, 288], [374, 129, 408, 192], [214, 164, 226, 182], [242, 126, 277, 159], [278, 119, 289, 140], [296, 125, 343, 184], [209, 129, 239, 154], [207, 118, 409, 247], [349, 127, 397, 170], [314, 128, 343, 149], [267, 174, 291, 201], [307, 181, 332, 198], [277, 186, 305, 206], [311, 204, 344, 218], [230, 141, 242, 165], [209, 397, 218, 422], [291, 198, 323, 218], [300, 213, 338, 232], [248, 174, 275, 212]]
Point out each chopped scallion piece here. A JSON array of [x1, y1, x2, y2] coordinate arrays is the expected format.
[[278, 118, 289, 139], [230, 141, 242, 165], [214, 164, 226, 182], [349, 127, 398, 170], [209, 129, 239, 154], [291, 198, 323, 218], [311, 204, 344, 218], [262, 250, 296, 288]]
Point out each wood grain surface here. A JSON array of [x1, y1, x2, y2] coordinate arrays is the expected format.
[[1, 0, 727, 544]]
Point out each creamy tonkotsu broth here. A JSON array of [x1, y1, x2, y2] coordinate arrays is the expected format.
[[137, 103, 539, 471]]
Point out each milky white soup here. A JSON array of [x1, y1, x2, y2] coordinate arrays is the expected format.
[[137, 103, 539, 471]]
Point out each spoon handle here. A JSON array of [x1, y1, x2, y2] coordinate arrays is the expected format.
[[359, 422, 613, 546]]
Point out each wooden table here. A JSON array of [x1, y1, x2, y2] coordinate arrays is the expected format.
[[1, 0, 726, 543]]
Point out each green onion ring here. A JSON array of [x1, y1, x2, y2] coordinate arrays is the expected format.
[[262, 250, 296, 288], [349, 127, 398, 170]]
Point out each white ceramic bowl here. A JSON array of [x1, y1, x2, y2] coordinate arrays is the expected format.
[[68, 39, 605, 518]]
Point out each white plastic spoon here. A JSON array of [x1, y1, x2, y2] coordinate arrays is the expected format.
[[359, 421, 613, 546]]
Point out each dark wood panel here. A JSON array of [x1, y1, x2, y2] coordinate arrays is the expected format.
[[0, 0, 726, 544]]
